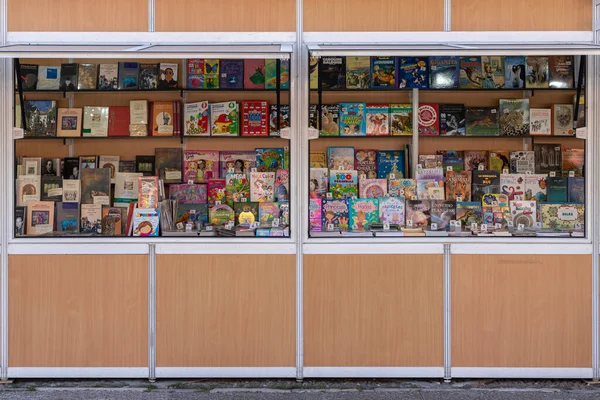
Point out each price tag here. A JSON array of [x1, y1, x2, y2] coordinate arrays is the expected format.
[[569, 171, 575, 177], [549, 171, 556, 177], [337, 164, 344, 171], [416, 164, 422, 169], [478, 164, 485, 171], [446, 166, 453, 172], [389, 173, 396, 180], [411, 195, 417, 200], [456, 220, 462, 228], [12, 127, 24, 140], [251, 168, 257, 173], [456, 196, 463, 202], [326, 192, 333, 199], [575, 222, 583, 229], [187, 179, 194, 185], [434, 181, 439, 187], [279, 127, 291, 139], [250, 221, 259, 229], [517, 223, 525, 231], [228, 167, 235, 174], [190, 209, 196, 214], [407, 219, 414, 228], [507, 221, 514, 227], [383, 222, 390, 231], [359, 173, 367, 180], [450, 220, 457, 227], [308, 127, 319, 140], [431, 222, 438, 230], [503, 168, 509, 175], [576, 126, 587, 140], [240, 198, 247, 202], [533, 222, 542, 229], [514, 195, 524, 201], [327, 223, 334, 231], [352, 223, 358, 230], [471, 222, 478, 231], [185, 223, 193, 232], [206, 225, 213, 231], [525, 171, 533, 175], [215, 200, 221, 205], [176, 222, 184, 230], [495, 223, 502, 229], [481, 224, 488, 232], [272, 218, 280, 227]]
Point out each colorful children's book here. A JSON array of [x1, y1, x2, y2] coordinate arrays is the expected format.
[[169, 184, 207, 204], [398, 57, 428, 89], [500, 174, 526, 201], [244, 59, 265, 89], [225, 172, 251, 205], [354, 149, 378, 179], [430, 200, 456, 230], [132, 208, 159, 237], [438, 150, 465, 172], [241, 100, 269, 137], [175, 204, 208, 229], [275, 169, 289, 202], [548, 56, 574, 89], [405, 200, 431, 227], [389, 104, 412, 136], [269, 104, 290, 136], [348, 198, 379, 231], [524, 174, 548, 202], [255, 148, 285, 172], [309, 198, 323, 232], [184, 101, 209, 136], [219, 151, 256, 177], [547, 176, 568, 202], [541, 203, 584, 229], [562, 148, 584, 177], [203, 59, 219, 89], [24, 100, 57, 137], [339, 102, 367, 136], [378, 196, 405, 225], [525, 56, 549, 89], [187, 59, 204, 88], [210, 101, 239, 136], [321, 198, 349, 231], [182, 150, 218, 183], [346, 56, 370, 89], [418, 104, 439, 136], [456, 201, 483, 226], [328, 146, 355, 170], [319, 104, 340, 136], [472, 170, 501, 202], [390, 179, 417, 199], [209, 204, 235, 225], [329, 170, 358, 199], [415, 168, 445, 200], [207, 179, 226, 206], [534, 144, 562, 174], [310, 152, 327, 168], [320, 56, 346, 90], [258, 202, 280, 225], [219, 59, 244, 89], [366, 104, 389, 136], [482, 56, 505, 89], [510, 151, 535, 174], [465, 107, 499, 136], [418, 155, 443, 169], [488, 151, 510, 172], [510, 200, 537, 227], [309, 168, 328, 198], [359, 179, 387, 198], [445, 170, 472, 201], [504, 56, 526, 89], [235, 202, 259, 225], [459, 56, 483, 89], [439, 104, 465, 136], [499, 99, 530, 136], [429, 56, 459, 89], [529, 108, 552, 136], [377, 150, 406, 179], [464, 150, 489, 171], [568, 177, 585, 203], [370, 57, 396, 88], [250, 171, 275, 202]]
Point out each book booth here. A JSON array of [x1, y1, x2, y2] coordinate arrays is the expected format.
[[0, 0, 598, 382]]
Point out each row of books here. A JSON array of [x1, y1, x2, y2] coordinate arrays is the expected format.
[[311, 99, 581, 137], [22, 100, 290, 138], [20, 59, 290, 91], [311, 55, 575, 90]]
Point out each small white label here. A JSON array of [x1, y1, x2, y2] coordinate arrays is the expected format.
[[308, 127, 319, 140], [383, 222, 390, 231], [251, 168, 257, 173], [533, 222, 542, 229], [407, 220, 414, 228], [503, 168, 509, 174], [12, 127, 24, 140], [185, 223, 193, 232], [514, 195, 524, 201], [240, 198, 247, 203], [411, 196, 417, 200], [215, 200, 221, 205], [495, 223, 502, 229], [279, 127, 291, 139], [471, 222, 478, 231], [190, 209, 196, 214], [187, 179, 194, 185], [48, 188, 63, 197], [446, 166, 453, 172], [272, 218, 280, 227], [507, 221, 514, 227], [250, 221, 259, 229], [549, 171, 556, 177], [326, 192, 333, 199], [206, 225, 213, 231], [359, 173, 367, 180], [389, 173, 396, 180], [449, 220, 457, 227], [176, 222, 184, 230], [525, 171, 533, 175], [456, 220, 462, 228], [228, 167, 235, 173], [456, 196, 463, 202], [575, 222, 583, 229], [481, 224, 488, 232], [478, 164, 485, 171], [431, 223, 438, 230], [576, 126, 587, 140], [327, 223, 334, 231], [517, 223, 525, 231], [569, 171, 575, 177], [93, 195, 110, 205]]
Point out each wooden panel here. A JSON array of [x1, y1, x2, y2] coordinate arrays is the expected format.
[[156, 254, 295, 367], [310, 137, 409, 153], [452, 254, 592, 368], [452, 0, 592, 31], [156, 0, 296, 32], [304, 254, 444, 366], [304, 0, 444, 32], [8, 0, 148, 31], [9, 255, 148, 367]]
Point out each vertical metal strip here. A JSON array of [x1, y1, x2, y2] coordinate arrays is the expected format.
[[444, 0, 452, 32], [1, 0, 8, 380], [411, 89, 419, 178], [148, 244, 156, 381], [591, 46, 599, 381], [444, 243, 451, 381], [148, 0, 155, 33]]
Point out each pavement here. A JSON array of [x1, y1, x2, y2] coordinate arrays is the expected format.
[[1, 380, 600, 399]]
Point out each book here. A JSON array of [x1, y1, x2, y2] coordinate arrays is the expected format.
[[56, 108, 82, 137], [459, 56, 483, 89], [439, 104, 465, 136], [129, 99, 148, 125], [219, 59, 244, 89], [398, 57, 428, 89], [472, 170, 501, 202], [98, 155, 120, 184], [118, 62, 139, 90], [499, 99, 529, 136], [269, 104, 290, 137], [37, 65, 61, 90], [547, 177, 568, 202], [80, 168, 110, 204], [488, 151, 510, 172], [389, 179, 416, 199], [266, 59, 290, 90], [250, 171, 275, 202], [132, 208, 160, 236], [328, 170, 358, 199], [183, 150, 219, 183], [568, 177, 585, 203], [275, 169, 290, 202], [406, 200, 431, 227], [41, 175, 62, 201], [418, 155, 443, 169], [101, 206, 123, 236], [481, 56, 504, 89], [244, 59, 265, 89], [562, 148, 584, 177], [464, 150, 488, 171], [62, 158, 79, 179], [98, 64, 118, 90], [534, 144, 562, 174], [370, 57, 396, 88], [138, 63, 158, 89], [339, 102, 367, 136], [429, 56, 459, 89], [59, 63, 78, 90], [169, 184, 207, 204], [26, 201, 54, 235], [524, 174, 548, 202], [549, 56, 574, 89], [208, 179, 226, 206], [79, 155, 97, 170], [155, 148, 183, 183], [209, 204, 235, 225], [15, 206, 26, 235], [158, 62, 178, 89], [241, 100, 269, 136], [321, 56, 346, 89], [322, 199, 349, 231], [438, 150, 464, 172], [327, 146, 354, 170], [541, 203, 584, 229], [500, 173, 525, 200], [378, 196, 405, 225], [348, 198, 379, 231], [456, 201, 483, 226], [389, 104, 412, 136], [24, 100, 57, 136], [21, 157, 41, 176], [255, 148, 284, 172], [175, 204, 207, 229], [574, 94, 585, 130], [504, 56, 526, 89], [219, 151, 256, 177], [279, 202, 290, 226], [20, 64, 38, 90], [107, 106, 130, 137], [210, 101, 239, 136], [415, 168, 444, 200], [309, 198, 323, 231], [184, 101, 209, 136], [529, 108, 552, 136], [82, 106, 109, 137], [80, 204, 102, 234], [346, 56, 370, 89], [354, 149, 378, 179], [525, 56, 549, 89], [319, 104, 340, 136], [136, 155, 155, 177], [510, 200, 537, 227], [377, 150, 406, 179], [233, 202, 258, 225], [151, 101, 174, 136], [114, 172, 142, 205], [365, 104, 389, 136], [465, 107, 498, 136], [309, 168, 328, 198], [430, 200, 456, 230], [445, 171, 471, 201], [418, 104, 439, 136], [77, 64, 97, 90], [552, 104, 574, 136], [187, 59, 204, 88], [118, 161, 136, 173], [138, 176, 159, 208], [258, 202, 279, 225], [359, 179, 387, 198], [510, 151, 535, 174]]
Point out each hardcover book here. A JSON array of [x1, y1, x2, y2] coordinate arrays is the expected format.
[[398, 57, 428, 89], [510, 200, 537, 227], [37, 65, 61, 90], [445, 170, 472, 201], [510, 151, 535, 174], [118, 161, 136, 173], [429, 56, 459, 89], [482, 56, 504, 89], [525, 56, 549, 89], [234, 202, 259, 225], [418, 155, 443, 169], [98, 155, 120, 183], [208, 179, 226, 206], [26, 201, 54, 235], [500, 173, 526, 200], [309, 56, 319, 90], [562, 148, 584, 177], [117, 62, 139, 90], [459, 56, 483, 89], [534, 144, 562, 174], [41, 175, 62, 201], [415, 168, 444, 200], [370, 57, 396, 88], [465, 107, 498, 136], [275, 169, 289, 202], [552, 104, 574, 136], [138, 176, 159, 208], [98, 64, 118, 90], [15, 206, 26, 235], [430, 200, 456, 230], [488, 151, 510, 172], [101, 206, 123, 236], [63, 158, 80, 179], [183, 150, 219, 183], [348, 198, 379, 231], [377, 150, 406, 179], [264, 59, 278, 90], [547, 177, 568, 202], [548, 56, 574, 88], [339, 102, 367, 136], [255, 148, 284, 172], [244, 59, 265, 89], [378, 196, 405, 225], [24, 100, 57, 137], [309, 168, 328, 198], [241, 100, 269, 136], [530, 108, 552, 136], [209, 204, 234, 225], [406, 199, 431, 227], [80, 168, 110, 205], [219, 151, 256, 177], [151, 101, 174, 136], [327, 146, 354, 170], [155, 148, 183, 183], [20, 64, 38, 90], [359, 179, 387, 198], [158, 62, 178, 89], [568, 177, 585, 203], [258, 202, 279, 225], [464, 150, 489, 171], [319, 104, 340, 136], [210, 101, 239, 136], [219, 59, 244, 89], [59, 63, 78, 90], [365, 104, 389, 136], [56, 202, 80, 233], [418, 104, 439, 136], [321, 198, 349, 231], [107, 106, 130, 137], [139, 63, 158, 89], [132, 208, 159, 237], [472, 170, 501, 202], [456, 201, 483, 226], [80, 203, 102, 234], [541, 203, 584, 229], [169, 184, 207, 204], [82, 106, 109, 137], [309, 198, 322, 232], [524, 174, 548, 202], [57, 108, 82, 137], [184, 101, 209, 136], [175, 204, 207, 229], [187, 59, 204, 88], [438, 150, 465, 172], [250, 171, 275, 202], [499, 99, 530, 136], [439, 104, 465, 136], [77, 64, 97, 90], [504, 56, 526, 89], [310, 152, 327, 168], [79, 155, 97, 170], [329, 170, 358, 199], [16, 175, 40, 207], [345, 56, 370, 89], [22, 157, 41, 176], [269, 104, 290, 137], [114, 172, 142, 205], [389, 104, 412, 136], [321, 56, 346, 90], [136, 155, 155, 177]]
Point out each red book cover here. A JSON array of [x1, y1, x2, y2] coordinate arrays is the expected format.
[[108, 106, 130, 136], [244, 59, 265, 89], [418, 103, 440, 136], [241, 100, 269, 136], [208, 178, 226, 206]]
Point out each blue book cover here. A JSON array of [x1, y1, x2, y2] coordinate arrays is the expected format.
[[398, 57, 428, 89], [437, 150, 465, 172], [429, 56, 459, 89], [255, 148, 285, 172], [377, 150, 406, 179], [339, 102, 367, 136], [321, 198, 349, 231], [370, 57, 397, 88], [547, 176, 568, 202], [568, 176, 584, 203], [348, 198, 379, 231], [504, 56, 526, 89], [219, 60, 244, 89]]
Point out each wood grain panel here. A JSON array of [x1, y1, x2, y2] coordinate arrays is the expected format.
[[156, 0, 296, 32], [304, 0, 444, 32], [452, 254, 592, 368], [8, 0, 148, 31], [9, 255, 148, 367], [304, 254, 444, 367], [156, 254, 295, 367], [452, 0, 592, 31]]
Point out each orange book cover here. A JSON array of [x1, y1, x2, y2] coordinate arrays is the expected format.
[[151, 101, 174, 136]]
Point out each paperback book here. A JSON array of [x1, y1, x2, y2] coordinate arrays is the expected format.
[[398, 57, 428, 89], [348, 198, 379, 231], [459, 56, 483, 89], [465, 107, 498, 136], [499, 99, 530, 137], [339, 102, 367, 136], [366, 104, 389, 136], [389, 104, 412, 136], [370, 57, 396, 88], [429, 56, 459, 89], [439, 104, 465, 136]]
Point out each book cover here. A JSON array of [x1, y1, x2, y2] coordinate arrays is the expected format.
[[348, 198, 379, 231], [429, 56, 459, 89], [55, 202, 79, 233], [36, 65, 60, 90], [309, 168, 328, 198], [552, 104, 574, 136], [319, 104, 340, 136], [99, 155, 120, 183], [184, 101, 209, 136], [80, 204, 102, 234], [321, 199, 349, 231], [250, 171, 275, 202], [118, 62, 139, 90], [438, 150, 465, 172], [406, 200, 431, 227], [310, 152, 326, 168], [244, 59, 265, 89], [359, 179, 387, 198], [389, 104, 412, 136], [175, 204, 207, 229], [472, 170, 501, 202], [279, 59, 290, 90], [113, 172, 142, 205], [327, 146, 354, 170], [132, 208, 159, 237], [418, 155, 443, 169], [510, 150, 535, 174], [59, 63, 78, 90], [264, 59, 277, 89], [430, 200, 456, 230], [339, 102, 367, 136], [499, 99, 530, 136], [80, 168, 110, 204], [169, 184, 207, 204], [101, 206, 123, 236], [459, 56, 483, 89], [547, 176, 568, 202], [82, 106, 109, 137], [155, 148, 182, 183], [255, 148, 284, 172], [219, 151, 256, 177], [210, 101, 239, 136], [278, 202, 290, 225], [219, 59, 244, 89], [151, 101, 174, 136], [15, 206, 26, 235], [63, 158, 80, 179], [541, 203, 584, 229], [549, 56, 574, 89], [209, 204, 234, 225], [187, 59, 204, 88], [524, 174, 548, 202], [377, 150, 406, 179], [183, 150, 219, 183], [241, 100, 269, 136], [398, 57, 428, 89], [158, 62, 178, 89], [418, 104, 439, 136], [464, 150, 489, 171], [275, 169, 289, 202], [568, 177, 585, 203], [346, 56, 370, 89], [24, 100, 57, 137], [354, 149, 377, 179], [257, 202, 279, 225], [208, 179, 226, 206], [482, 56, 504, 89], [525, 56, 549, 89], [309, 198, 323, 231], [388, 178, 416, 199], [574, 94, 585, 130], [138, 176, 159, 208], [456, 201, 483, 226], [415, 168, 445, 200], [56, 108, 82, 137], [534, 144, 562, 174], [370, 56, 397, 88], [25, 201, 54, 235], [378, 196, 405, 225], [439, 104, 465, 136], [21, 157, 41, 176], [118, 161, 136, 173], [465, 107, 498, 136], [269, 104, 290, 136], [488, 151, 510, 172], [79, 155, 98, 170], [328, 170, 358, 199], [41, 175, 62, 201], [20, 64, 38, 90], [510, 200, 537, 227], [135, 155, 155, 177], [562, 148, 584, 177], [98, 64, 118, 90], [77, 63, 97, 90], [365, 104, 389, 136], [139, 63, 158, 89], [233, 202, 258, 225], [445, 170, 472, 201], [107, 106, 130, 137], [504, 56, 526, 89], [500, 173, 525, 200], [321, 56, 346, 90], [530, 108, 552, 135]]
